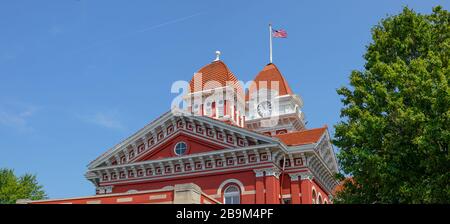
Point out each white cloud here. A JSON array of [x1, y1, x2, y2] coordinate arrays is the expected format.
[[1, 44, 25, 62], [80, 111, 124, 130], [0, 102, 37, 131]]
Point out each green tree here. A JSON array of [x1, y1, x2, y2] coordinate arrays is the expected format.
[[333, 6, 449, 204], [0, 168, 47, 204]]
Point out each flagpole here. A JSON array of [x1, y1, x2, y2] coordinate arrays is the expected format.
[[269, 23, 273, 64]]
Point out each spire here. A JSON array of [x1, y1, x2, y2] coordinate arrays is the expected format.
[[214, 50, 221, 61]]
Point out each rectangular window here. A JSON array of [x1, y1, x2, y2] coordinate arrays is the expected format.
[[225, 195, 240, 204], [218, 105, 224, 117]]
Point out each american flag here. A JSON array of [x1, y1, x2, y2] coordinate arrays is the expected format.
[[272, 29, 287, 38]]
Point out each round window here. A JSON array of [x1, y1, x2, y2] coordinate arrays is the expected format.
[[174, 142, 187, 156]]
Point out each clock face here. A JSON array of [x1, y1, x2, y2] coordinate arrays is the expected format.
[[257, 101, 272, 117]]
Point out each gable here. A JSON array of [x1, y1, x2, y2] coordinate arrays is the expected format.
[[135, 132, 227, 161], [315, 130, 339, 173], [88, 109, 279, 170]]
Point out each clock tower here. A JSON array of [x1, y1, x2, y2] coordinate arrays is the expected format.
[[245, 63, 306, 135]]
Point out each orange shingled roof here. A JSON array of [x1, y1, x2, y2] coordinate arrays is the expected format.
[[275, 126, 327, 146], [189, 60, 242, 93], [247, 63, 293, 100]]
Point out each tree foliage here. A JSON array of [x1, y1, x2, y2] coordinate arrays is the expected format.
[[0, 168, 47, 204], [333, 6, 450, 204]]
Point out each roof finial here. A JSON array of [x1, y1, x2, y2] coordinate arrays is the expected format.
[[214, 50, 221, 61]]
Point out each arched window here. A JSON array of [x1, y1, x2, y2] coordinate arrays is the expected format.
[[224, 185, 240, 204], [312, 189, 317, 204], [318, 195, 323, 204], [174, 142, 187, 156]]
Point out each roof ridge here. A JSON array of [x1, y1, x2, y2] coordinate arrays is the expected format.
[[275, 126, 327, 136], [88, 110, 174, 166]]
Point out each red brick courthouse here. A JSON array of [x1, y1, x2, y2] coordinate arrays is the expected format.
[[23, 54, 339, 204]]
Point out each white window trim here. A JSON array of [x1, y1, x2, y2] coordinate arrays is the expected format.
[[217, 179, 245, 196]]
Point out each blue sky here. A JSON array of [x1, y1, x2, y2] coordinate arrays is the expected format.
[[1, 0, 448, 199]]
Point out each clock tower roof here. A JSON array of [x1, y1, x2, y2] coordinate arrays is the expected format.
[[248, 63, 293, 98], [189, 60, 241, 94]]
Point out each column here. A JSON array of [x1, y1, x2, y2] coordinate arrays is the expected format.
[[254, 170, 265, 204], [289, 173, 301, 204], [300, 172, 313, 204], [264, 169, 280, 204]]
